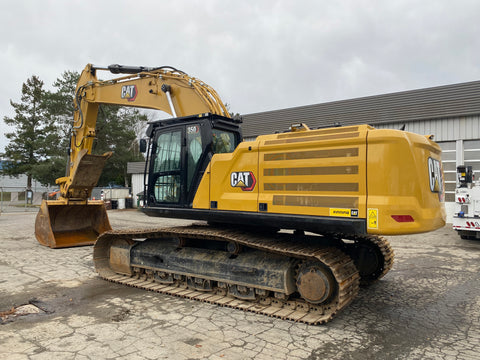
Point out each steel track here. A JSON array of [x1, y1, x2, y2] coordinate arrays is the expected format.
[[360, 235, 394, 285], [343, 234, 394, 286], [94, 225, 386, 324]]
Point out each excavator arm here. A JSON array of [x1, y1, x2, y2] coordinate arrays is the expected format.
[[59, 63, 229, 200], [35, 64, 230, 248]]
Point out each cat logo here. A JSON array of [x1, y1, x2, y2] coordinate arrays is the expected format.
[[428, 157, 443, 192], [230, 171, 256, 191], [329, 208, 359, 217], [121, 85, 138, 102], [428, 157, 444, 201]]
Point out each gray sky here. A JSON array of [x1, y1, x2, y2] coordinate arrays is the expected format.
[[1, 0, 480, 152]]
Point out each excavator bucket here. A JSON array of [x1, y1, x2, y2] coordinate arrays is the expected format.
[[35, 200, 112, 248], [35, 149, 114, 248]]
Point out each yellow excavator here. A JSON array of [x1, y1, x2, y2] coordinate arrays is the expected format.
[[35, 64, 446, 324]]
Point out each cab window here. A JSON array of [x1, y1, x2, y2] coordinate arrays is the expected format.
[[212, 129, 236, 153], [187, 125, 203, 190]]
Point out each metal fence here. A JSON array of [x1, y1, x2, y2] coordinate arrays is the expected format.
[[0, 186, 135, 214]]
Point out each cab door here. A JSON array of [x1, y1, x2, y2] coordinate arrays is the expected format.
[[149, 127, 184, 205], [148, 123, 205, 207]]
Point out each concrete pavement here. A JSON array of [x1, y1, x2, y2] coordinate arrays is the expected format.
[[0, 210, 479, 359]]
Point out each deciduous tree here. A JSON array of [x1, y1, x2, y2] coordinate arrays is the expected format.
[[93, 105, 147, 186]]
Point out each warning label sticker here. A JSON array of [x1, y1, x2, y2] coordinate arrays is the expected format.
[[368, 209, 378, 229]]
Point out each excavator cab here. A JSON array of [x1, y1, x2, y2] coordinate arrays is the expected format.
[[143, 114, 242, 208]]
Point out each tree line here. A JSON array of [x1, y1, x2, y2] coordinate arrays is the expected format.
[[1, 71, 147, 189]]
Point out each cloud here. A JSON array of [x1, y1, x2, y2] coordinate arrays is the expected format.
[[1, 0, 480, 151]]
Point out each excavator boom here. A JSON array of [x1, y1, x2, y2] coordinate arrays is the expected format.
[[35, 64, 229, 248]]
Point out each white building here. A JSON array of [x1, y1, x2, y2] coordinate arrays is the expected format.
[[127, 162, 148, 207]]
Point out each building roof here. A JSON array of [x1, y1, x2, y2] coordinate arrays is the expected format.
[[241, 80, 480, 138]]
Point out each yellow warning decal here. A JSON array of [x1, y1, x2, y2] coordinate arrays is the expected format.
[[368, 208, 378, 229], [329, 208, 359, 217]]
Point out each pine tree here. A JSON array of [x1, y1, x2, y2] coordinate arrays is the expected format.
[[45, 70, 80, 147], [2, 76, 56, 189]]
